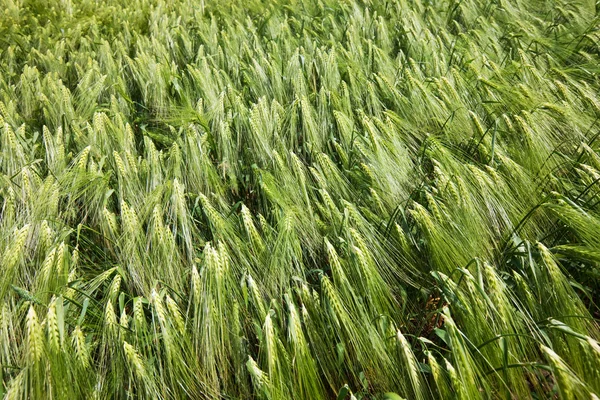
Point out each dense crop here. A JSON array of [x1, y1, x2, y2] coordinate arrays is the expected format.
[[1, 0, 600, 398]]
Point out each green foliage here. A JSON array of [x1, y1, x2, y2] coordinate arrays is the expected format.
[[1, 0, 600, 398]]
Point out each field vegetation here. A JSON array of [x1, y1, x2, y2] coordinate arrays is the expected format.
[[1, 0, 600, 398]]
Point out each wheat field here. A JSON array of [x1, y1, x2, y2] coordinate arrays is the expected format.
[[1, 0, 600, 398]]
